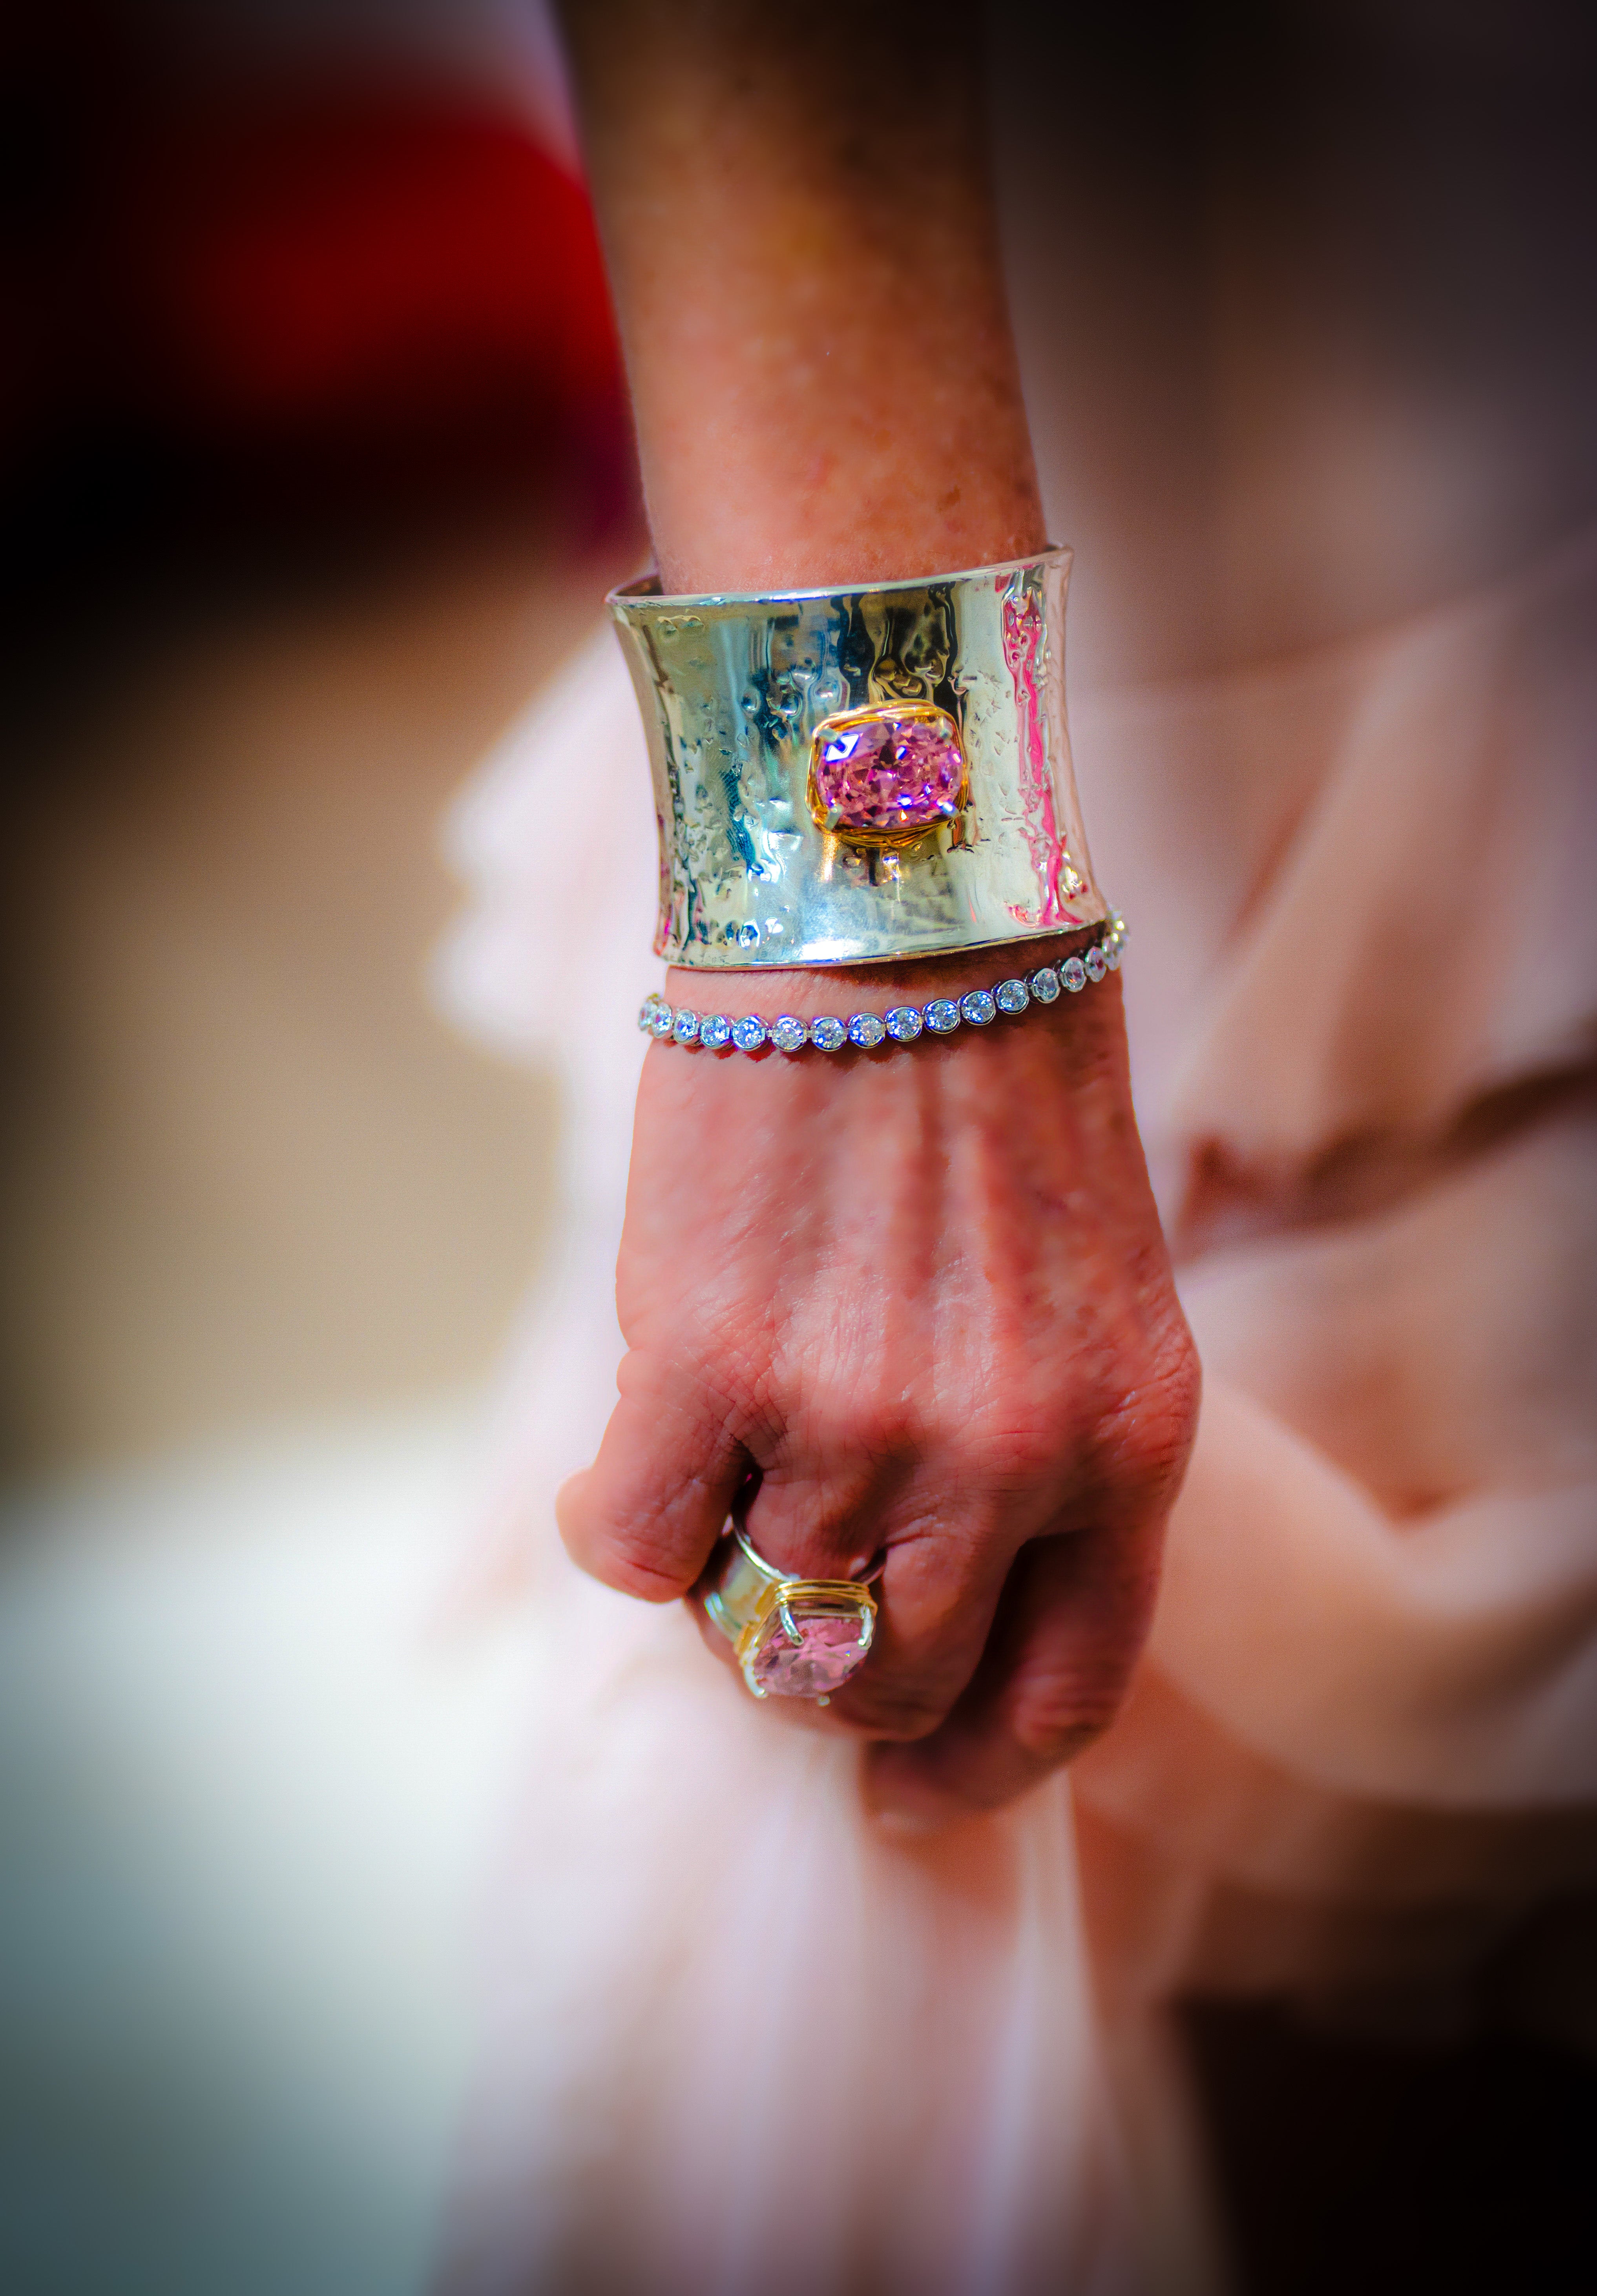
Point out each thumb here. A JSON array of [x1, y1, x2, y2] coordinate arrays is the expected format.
[[556, 1348, 747, 1602]]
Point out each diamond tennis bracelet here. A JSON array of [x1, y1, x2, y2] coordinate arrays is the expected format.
[[638, 915, 1126, 1056]]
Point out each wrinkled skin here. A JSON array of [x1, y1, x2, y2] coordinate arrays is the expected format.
[[559, 946, 1198, 1816]]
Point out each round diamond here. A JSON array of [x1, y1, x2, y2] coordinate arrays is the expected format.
[[732, 1015, 768, 1052], [924, 998, 960, 1034], [1103, 940, 1122, 970], [995, 977, 1029, 1016], [809, 1015, 847, 1051], [1061, 957, 1087, 993], [701, 1013, 732, 1050], [1085, 946, 1107, 982], [673, 1009, 701, 1045], [648, 1002, 676, 1039], [1029, 966, 1060, 1003], [771, 1015, 807, 1053], [885, 1005, 924, 1041], [849, 1011, 887, 1049], [960, 989, 997, 1027], [638, 997, 660, 1032]]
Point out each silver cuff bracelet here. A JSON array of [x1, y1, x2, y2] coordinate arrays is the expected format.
[[608, 546, 1110, 972]]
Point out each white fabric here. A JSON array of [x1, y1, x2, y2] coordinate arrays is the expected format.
[[1069, 532, 1597, 2005]]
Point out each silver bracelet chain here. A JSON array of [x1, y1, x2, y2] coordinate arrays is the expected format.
[[638, 914, 1126, 1056]]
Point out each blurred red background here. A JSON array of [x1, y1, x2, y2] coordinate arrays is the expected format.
[[1, 3, 633, 578]]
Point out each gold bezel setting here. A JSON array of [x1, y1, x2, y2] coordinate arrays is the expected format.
[[805, 700, 970, 850]]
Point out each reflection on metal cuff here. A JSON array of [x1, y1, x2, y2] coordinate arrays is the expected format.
[[608, 546, 1110, 970]]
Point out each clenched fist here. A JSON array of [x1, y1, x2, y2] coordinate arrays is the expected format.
[[559, 942, 1197, 1816]]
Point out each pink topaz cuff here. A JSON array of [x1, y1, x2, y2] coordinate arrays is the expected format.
[[608, 547, 1110, 970], [701, 1524, 879, 1703]]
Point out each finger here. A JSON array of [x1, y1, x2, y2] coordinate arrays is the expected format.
[[688, 1488, 1016, 1741], [744, 1464, 1034, 1743], [864, 1513, 1163, 1817], [557, 1348, 747, 1601], [740, 1452, 902, 1586]]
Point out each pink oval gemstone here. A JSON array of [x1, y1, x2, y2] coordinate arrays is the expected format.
[[748, 1611, 869, 1698], [812, 708, 965, 837]]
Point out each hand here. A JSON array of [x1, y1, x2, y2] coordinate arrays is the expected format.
[[558, 943, 1199, 1816]]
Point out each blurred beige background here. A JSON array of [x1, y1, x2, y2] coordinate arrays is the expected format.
[[0, 514, 640, 2294], [1, 522, 633, 1478]]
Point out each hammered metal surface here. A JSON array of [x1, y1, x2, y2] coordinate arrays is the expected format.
[[608, 547, 1108, 969]]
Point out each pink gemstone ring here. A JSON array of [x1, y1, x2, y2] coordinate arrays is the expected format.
[[700, 1524, 879, 1704], [806, 700, 968, 846]]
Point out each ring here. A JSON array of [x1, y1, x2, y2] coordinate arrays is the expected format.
[[700, 1524, 878, 1705]]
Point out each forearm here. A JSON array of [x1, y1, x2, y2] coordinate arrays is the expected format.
[[557, 0, 1044, 592]]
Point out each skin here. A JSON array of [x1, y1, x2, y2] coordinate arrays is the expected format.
[[554, 0, 1199, 1815]]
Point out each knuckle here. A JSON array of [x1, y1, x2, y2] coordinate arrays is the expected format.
[[1096, 1314, 1202, 1498], [960, 1395, 1075, 1497], [927, 1308, 1202, 1534], [835, 1417, 919, 1481], [1010, 1660, 1129, 1760], [798, 1355, 921, 1455], [781, 1401, 924, 1492]]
